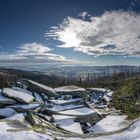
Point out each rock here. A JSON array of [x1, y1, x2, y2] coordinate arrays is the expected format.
[[25, 80, 58, 97], [3, 88, 34, 104], [12, 86, 33, 96], [26, 112, 41, 125], [33, 92, 43, 103], [7, 103, 41, 113], [4, 113, 25, 122], [0, 108, 16, 118], [54, 86, 86, 97], [0, 92, 16, 106], [55, 118, 83, 134]]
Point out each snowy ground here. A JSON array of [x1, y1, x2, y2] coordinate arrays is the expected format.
[[90, 118, 140, 140], [87, 115, 128, 133], [61, 118, 140, 140], [2, 118, 140, 140], [0, 121, 52, 140]]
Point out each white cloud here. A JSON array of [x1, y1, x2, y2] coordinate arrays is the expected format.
[[0, 42, 76, 63], [45, 10, 140, 57], [78, 11, 90, 20]]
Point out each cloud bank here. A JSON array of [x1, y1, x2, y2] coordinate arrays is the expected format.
[[45, 11, 140, 57], [0, 43, 75, 63]]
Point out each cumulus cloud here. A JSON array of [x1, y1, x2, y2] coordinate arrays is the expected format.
[[0, 42, 75, 63], [45, 10, 140, 57]]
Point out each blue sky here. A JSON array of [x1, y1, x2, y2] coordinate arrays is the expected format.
[[0, 0, 140, 66]]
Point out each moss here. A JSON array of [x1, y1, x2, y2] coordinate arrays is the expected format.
[[112, 78, 140, 119]]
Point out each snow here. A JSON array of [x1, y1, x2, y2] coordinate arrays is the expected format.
[[87, 115, 128, 133], [52, 115, 75, 121], [4, 113, 25, 122], [0, 108, 16, 117], [103, 91, 113, 102], [8, 103, 40, 111], [3, 88, 34, 104], [55, 118, 83, 134], [0, 92, 16, 105], [2, 116, 140, 140], [27, 80, 56, 94], [106, 91, 113, 96], [48, 104, 84, 111], [92, 119, 140, 140], [58, 107, 95, 116], [50, 98, 82, 105], [103, 95, 112, 102], [88, 88, 107, 92], [34, 92, 43, 102], [12, 87, 33, 96], [54, 86, 86, 92], [0, 121, 52, 140]]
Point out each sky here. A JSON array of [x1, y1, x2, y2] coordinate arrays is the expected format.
[[0, 0, 140, 66]]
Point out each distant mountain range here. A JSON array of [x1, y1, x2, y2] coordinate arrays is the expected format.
[[1, 65, 140, 77]]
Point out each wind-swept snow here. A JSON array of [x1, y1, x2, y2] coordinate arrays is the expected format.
[[3, 88, 34, 104], [87, 115, 128, 133]]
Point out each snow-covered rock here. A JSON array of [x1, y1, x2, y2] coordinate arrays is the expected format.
[[12, 87, 33, 96], [54, 86, 86, 92], [26, 80, 56, 96], [55, 118, 83, 134], [87, 88, 107, 93], [52, 115, 75, 121], [8, 103, 41, 112], [0, 92, 16, 105], [4, 113, 25, 122], [103, 94, 112, 102], [50, 98, 82, 105], [48, 104, 84, 112], [58, 107, 96, 116], [34, 92, 43, 102], [0, 108, 16, 118], [3, 88, 34, 104]]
